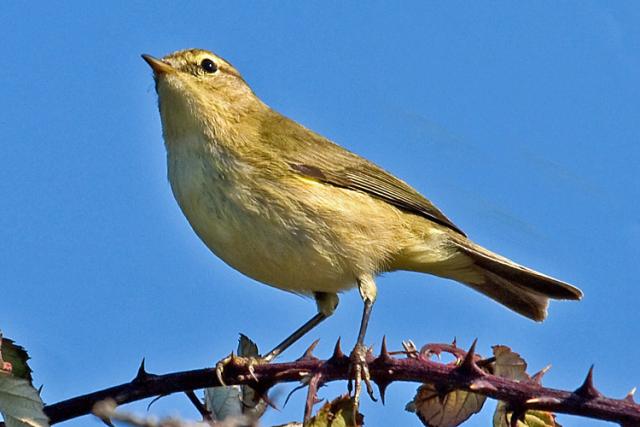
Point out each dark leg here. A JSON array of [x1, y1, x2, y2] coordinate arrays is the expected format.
[[356, 299, 374, 346], [215, 292, 338, 385], [264, 311, 328, 362], [265, 292, 338, 361], [349, 275, 378, 405]]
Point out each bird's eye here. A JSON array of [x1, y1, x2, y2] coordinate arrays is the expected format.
[[200, 58, 217, 73]]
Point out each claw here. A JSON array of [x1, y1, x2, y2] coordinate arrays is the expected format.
[[348, 344, 376, 407], [214, 353, 268, 386], [215, 353, 234, 386], [248, 363, 258, 382]]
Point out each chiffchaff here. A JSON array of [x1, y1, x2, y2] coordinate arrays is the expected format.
[[142, 49, 582, 399]]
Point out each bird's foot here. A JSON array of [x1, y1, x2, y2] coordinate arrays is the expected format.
[[215, 353, 268, 386], [347, 343, 376, 407]]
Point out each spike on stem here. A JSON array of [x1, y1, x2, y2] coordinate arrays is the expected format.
[[379, 336, 391, 361], [184, 390, 211, 421], [97, 415, 115, 427], [329, 337, 345, 362], [456, 338, 483, 376], [531, 364, 551, 385], [625, 387, 637, 403], [574, 365, 601, 399], [376, 380, 390, 405], [133, 358, 148, 382], [253, 384, 278, 410], [299, 339, 320, 361], [509, 407, 526, 427]]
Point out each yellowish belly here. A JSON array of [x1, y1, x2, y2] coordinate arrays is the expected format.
[[167, 143, 357, 295]]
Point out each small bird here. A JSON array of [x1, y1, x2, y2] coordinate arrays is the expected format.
[[142, 49, 582, 400]]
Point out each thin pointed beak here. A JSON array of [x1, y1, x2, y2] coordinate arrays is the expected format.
[[141, 54, 175, 75]]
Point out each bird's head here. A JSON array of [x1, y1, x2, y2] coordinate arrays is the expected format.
[[142, 49, 264, 142]]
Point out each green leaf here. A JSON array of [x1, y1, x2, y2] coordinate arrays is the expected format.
[[406, 382, 486, 427], [0, 334, 33, 384], [0, 374, 49, 427], [491, 346, 559, 427], [307, 395, 363, 427], [493, 402, 560, 427]]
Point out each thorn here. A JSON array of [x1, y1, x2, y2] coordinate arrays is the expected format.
[[146, 395, 164, 411], [452, 336, 457, 347], [510, 407, 525, 427], [531, 365, 551, 385], [625, 387, 637, 403], [263, 393, 278, 410], [510, 412, 521, 427], [253, 385, 278, 410], [574, 365, 601, 399], [329, 337, 345, 362], [376, 381, 390, 405], [379, 336, 391, 361], [469, 379, 497, 393], [283, 383, 307, 408], [299, 339, 320, 360], [98, 416, 115, 427], [184, 390, 212, 422], [133, 358, 148, 382], [456, 339, 483, 376], [525, 396, 561, 405]]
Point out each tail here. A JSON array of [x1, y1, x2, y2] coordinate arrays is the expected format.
[[401, 235, 583, 321]]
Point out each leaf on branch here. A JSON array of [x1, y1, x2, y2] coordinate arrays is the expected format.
[[306, 395, 362, 427], [491, 346, 558, 427], [0, 374, 49, 427], [204, 334, 266, 421], [493, 402, 560, 427], [0, 334, 47, 427], [407, 341, 486, 426], [0, 334, 33, 383], [491, 346, 528, 381], [406, 383, 486, 427]]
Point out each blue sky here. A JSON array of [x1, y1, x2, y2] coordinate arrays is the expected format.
[[1, 2, 639, 426]]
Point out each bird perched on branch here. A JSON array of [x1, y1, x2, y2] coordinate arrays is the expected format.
[[142, 48, 582, 402]]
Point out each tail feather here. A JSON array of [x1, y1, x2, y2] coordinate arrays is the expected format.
[[399, 235, 583, 321], [453, 238, 583, 301], [464, 268, 551, 321]]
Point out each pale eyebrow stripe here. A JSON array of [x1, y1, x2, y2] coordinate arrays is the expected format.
[[219, 64, 246, 83]]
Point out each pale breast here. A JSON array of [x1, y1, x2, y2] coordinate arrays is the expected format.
[[165, 135, 357, 294]]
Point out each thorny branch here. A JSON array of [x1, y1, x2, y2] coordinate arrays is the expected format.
[[40, 338, 640, 426]]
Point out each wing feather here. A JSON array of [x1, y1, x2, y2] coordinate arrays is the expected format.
[[261, 112, 465, 236]]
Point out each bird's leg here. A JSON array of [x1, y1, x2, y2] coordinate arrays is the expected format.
[[348, 275, 377, 406], [215, 292, 338, 385], [263, 311, 327, 362]]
